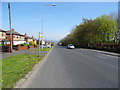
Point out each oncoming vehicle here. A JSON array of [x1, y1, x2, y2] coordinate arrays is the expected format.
[[67, 44, 75, 49]]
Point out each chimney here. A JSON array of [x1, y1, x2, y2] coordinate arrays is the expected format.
[[32, 36, 33, 38], [11, 28, 14, 31], [25, 33, 27, 36]]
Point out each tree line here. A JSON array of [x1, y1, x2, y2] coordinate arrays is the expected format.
[[59, 14, 120, 48]]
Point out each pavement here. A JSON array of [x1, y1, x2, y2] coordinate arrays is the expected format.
[[1, 48, 48, 59], [20, 45, 118, 88], [83, 48, 119, 57]]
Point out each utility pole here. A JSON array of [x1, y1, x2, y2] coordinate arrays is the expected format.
[[8, 3, 12, 53]]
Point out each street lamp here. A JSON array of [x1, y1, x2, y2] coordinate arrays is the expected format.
[[41, 4, 56, 47], [38, 4, 56, 56]]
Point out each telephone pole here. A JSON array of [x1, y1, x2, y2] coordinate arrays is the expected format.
[[8, 3, 12, 53]]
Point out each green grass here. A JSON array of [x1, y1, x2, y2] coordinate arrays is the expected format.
[[0, 60, 2, 89], [2, 54, 43, 88], [32, 48, 51, 51]]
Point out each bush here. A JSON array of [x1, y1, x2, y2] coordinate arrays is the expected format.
[[34, 44, 37, 48], [20, 43, 28, 46], [29, 41, 34, 46], [12, 45, 17, 49]]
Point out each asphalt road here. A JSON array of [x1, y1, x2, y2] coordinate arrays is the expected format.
[[24, 45, 118, 88]]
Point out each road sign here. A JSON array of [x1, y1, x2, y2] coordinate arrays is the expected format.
[[40, 33, 43, 38]]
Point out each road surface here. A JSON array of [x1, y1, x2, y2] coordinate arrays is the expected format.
[[24, 45, 118, 88]]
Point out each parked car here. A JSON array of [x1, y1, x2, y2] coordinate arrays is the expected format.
[[47, 45, 51, 48], [67, 44, 75, 49], [40, 44, 51, 48], [40, 44, 47, 48]]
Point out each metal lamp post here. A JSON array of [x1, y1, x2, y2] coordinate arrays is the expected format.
[[38, 4, 56, 56], [41, 4, 56, 49]]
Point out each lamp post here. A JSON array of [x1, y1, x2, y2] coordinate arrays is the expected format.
[[40, 4, 56, 50], [38, 4, 56, 57], [8, 3, 12, 53]]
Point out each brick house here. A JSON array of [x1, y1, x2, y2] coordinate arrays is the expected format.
[[6, 29, 26, 45], [24, 33, 33, 44], [0, 29, 9, 45], [0, 28, 37, 46], [24, 33, 37, 45], [32, 36, 37, 45]]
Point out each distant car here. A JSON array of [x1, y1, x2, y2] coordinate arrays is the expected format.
[[67, 44, 75, 49], [40, 44, 47, 48], [47, 45, 51, 48], [40, 44, 51, 48]]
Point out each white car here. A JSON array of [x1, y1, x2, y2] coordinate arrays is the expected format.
[[67, 44, 75, 49], [40, 44, 51, 48], [40, 44, 47, 48], [47, 45, 51, 48]]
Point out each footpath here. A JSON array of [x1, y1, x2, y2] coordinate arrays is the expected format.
[[84, 48, 120, 57], [1, 48, 48, 59]]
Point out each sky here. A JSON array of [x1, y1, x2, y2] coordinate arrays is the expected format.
[[1, 2, 118, 41]]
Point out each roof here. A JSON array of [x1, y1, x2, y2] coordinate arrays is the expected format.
[[32, 38, 37, 40], [25, 35, 32, 39], [25, 35, 37, 40], [0, 29, 6, 32], [6, 30, 24, 36]]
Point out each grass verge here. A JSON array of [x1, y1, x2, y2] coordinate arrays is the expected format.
[[2, 54, 43, 88], [0, 59, 2, 89], [32, 48, 51, 51]]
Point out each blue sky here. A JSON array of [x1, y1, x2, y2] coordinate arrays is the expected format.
[[2, 2, 118, 41]]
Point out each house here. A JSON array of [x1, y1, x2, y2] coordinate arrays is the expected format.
[[24, 33, 33, 44], [24, 33, 37, 45], [0, 28, 37, 46], [0, 29, 9, 45], [31, 36, 37, 45], [0, 28, 6, 40], [6, 29, 26, 45]]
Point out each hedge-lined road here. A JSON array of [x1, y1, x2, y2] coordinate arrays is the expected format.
[[24, 45, 118, 88]]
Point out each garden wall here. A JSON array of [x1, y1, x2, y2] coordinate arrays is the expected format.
[[17, 45, 28, 51], [16, 45, 35, 51]]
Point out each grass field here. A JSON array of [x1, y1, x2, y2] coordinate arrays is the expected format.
[[2, 54, 43, 88], [32, 48, 51, 51]]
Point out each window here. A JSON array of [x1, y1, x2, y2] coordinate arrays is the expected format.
[[2, 32, 4, 36]]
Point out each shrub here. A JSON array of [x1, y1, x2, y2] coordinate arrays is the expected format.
[[29, 41, 34, 46], [20, 43, 28, 46]]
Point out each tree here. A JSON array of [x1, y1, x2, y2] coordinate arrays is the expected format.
[[60, 14, 119, 47], [95, 15, 118, 43]]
